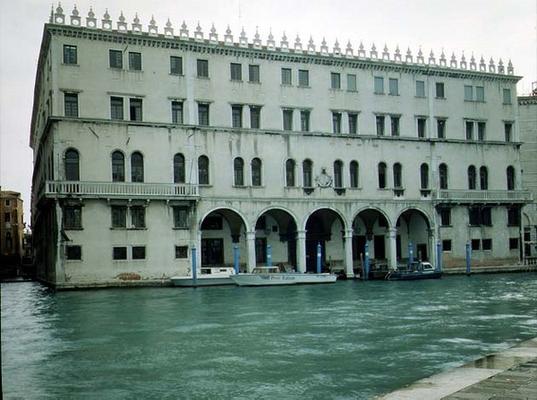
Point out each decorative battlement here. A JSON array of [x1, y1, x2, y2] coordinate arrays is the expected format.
[[49, 3, 515, 75]]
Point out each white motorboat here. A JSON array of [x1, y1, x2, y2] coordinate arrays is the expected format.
[[170, 267, 236, 287], [230, 266, 337, 287]]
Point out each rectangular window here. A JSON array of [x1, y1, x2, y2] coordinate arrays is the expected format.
[[391, 116, 400, 136], [250, 106, 261, 129], [298, 69, 309, 87], [113, 246, 127, 260], [348, 113, 358, 134], [332, 112, 342, 133], [66, 245, 82, 260], [482, 239, 492, 251], [129, 98, 143, 121], [248, 65, 260, 83], [230, 63, 242, 81], [198, 103, 209, 126], [132, 246, 146, 260], [469, 207, 480, 226], [281, 68, 292, 85], [331, 72, 341, 89], [504, 123, 513, 142], [131, 206, 146, 229], [475, 86, 485, 102], [170, 56, 183, 75], [283, 109, 293, 130], [300, 110, 310, 132], [173, 206, 189, 229], [471, 239, 481, 251], [477, 122, 486, 141], [376, 115, 385, 136], [435, 82, 445, 98], [417, 118, 426, 138], [63, 45, 77, 64], [232, 105, 243, 128], [440, 208, 451, 226], [465, 121, 474, 140], [481, 207, 492, 226], [374, 76, 384, 94], [437, 119, 446, 139], [464, 85, 473, 101], [197, 59, 209, 78], [347, 74, 357, 92], [110, 97, 124, 120], [171, 101, 183, 124], [507, 207, 520, 226], [4, 212, 9, 222], [509, 238, 519, 250], [175, 245, 188, 258], [503, 88, 512, 105], [442, 239, 452, 251], [111, 206, 127, 228], [389, 78, 399, 95], [128, 52, 142, 71], [64, 93, 78, 117], [416, 80, 425, 97], [64, 206, 82, 229], [109, 50, 123, 69]]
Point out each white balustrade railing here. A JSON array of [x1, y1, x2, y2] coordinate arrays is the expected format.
[[44, 180, 198, 198], [434, 190, 532, 202]]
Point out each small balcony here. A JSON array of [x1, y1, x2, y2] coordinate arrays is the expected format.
[[434, 189, 532, 204], [42, 180, 199, 200]]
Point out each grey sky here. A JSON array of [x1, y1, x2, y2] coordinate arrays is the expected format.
[[1, 0, 536, 224]]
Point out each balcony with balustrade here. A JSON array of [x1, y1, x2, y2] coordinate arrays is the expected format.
[[433, 189, 532, 204]]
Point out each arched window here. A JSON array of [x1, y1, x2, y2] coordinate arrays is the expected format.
[[334, 160, 343, 188], [198, 155, 209, 185], [349, 161, 359, 188], [303, 159, 313, 187], [480, 166, 488, 190], [420, 163, 429, 189], [234, 157, 244, 186], [439, 163, 448, 189], [286, 159, 295, 187], [378, 162, 387, 189], [393, 163, 402, 188], [251, 158, 262, 186], [131, 152, 144, 182], [507, 166, 515, 190], [173, 153, 185, 183], [65, 148, 79, 181], [468, 166, 477, 190], [112, 151, 125, 182]]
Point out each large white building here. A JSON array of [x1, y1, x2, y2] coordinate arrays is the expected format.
[[31, 5, 533, 288]]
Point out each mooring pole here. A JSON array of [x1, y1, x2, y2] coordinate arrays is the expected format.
[[364, 242, 369, 280], [466, 242, 471, 275], [436, 241, 442, 272], [408, 241, 414, 267], [233, 244, 240, 274], [316, 242, 322, 274], [192, 246, 197, 286], [267, 244, 272, 267]]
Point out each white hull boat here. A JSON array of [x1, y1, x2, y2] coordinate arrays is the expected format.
[[230, 266, 337, 287], [170, 267, 236, 287]]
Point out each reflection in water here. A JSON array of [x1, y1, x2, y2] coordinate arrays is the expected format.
[[2, 274, 537, 399]]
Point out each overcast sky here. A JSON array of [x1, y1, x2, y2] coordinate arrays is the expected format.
[[1, 0, 536, 224]]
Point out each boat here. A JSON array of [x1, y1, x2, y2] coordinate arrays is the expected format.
[[230, 266, 338, 286], [170, 266, 236, 287], [385, 261, 442, 281]]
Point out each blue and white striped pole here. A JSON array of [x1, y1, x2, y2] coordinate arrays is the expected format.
[[192, 246, 197, 286], [266, 244, 272, 267], [466, 242, 471, 275], [408, 241, 414, 267], [233, 244, 240, 274], [364, 242, 369, 280], [316, 242, 322, 274], [436, 241, 442, 272]]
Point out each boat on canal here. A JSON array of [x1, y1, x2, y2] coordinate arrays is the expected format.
[[170, 267, 236, 287], [230, 266, 338, 286], [385, 261, 442, 281]]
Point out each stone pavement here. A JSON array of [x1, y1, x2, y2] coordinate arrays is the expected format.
[[378, 337, 537, 400]]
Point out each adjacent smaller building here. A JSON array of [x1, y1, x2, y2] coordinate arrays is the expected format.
[[0, 190, 25, 270]]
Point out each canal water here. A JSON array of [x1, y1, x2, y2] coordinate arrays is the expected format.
[[2, 274, 537, 399]]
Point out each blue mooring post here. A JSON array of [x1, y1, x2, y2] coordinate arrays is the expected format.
[[466, 242, 471, 275], [191, 246, 197, 286], [436, 241, 442, 272], [233, 244, 240, 274], [364, 242, 370, 281], [266, 244, 272, 267], [316, 242, 322, 274], [408, 241, 414, 267]]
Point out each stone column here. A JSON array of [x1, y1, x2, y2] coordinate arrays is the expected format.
[[388, 228, 398, 270], [296, 230, 307, 273], [428, 228, 436, 267], [196, 230, 202, 271], [344, 229, 354, 277], [246, 231, 256, 272]]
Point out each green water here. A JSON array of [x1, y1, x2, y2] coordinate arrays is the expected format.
[[2, 274, 537, 399]]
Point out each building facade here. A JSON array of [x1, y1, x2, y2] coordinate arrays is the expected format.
[[31, 5, 532, 288], [1, 190, 25, 264]]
